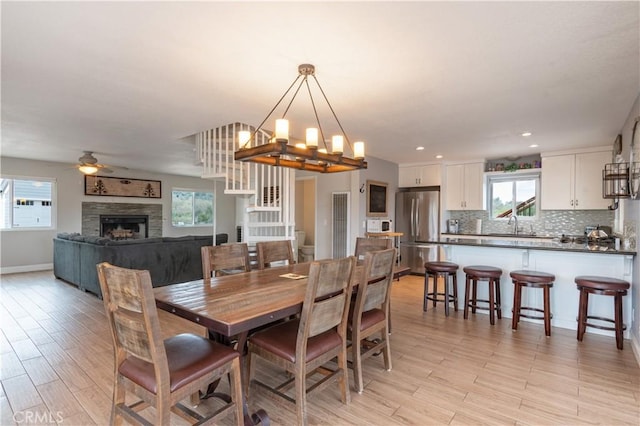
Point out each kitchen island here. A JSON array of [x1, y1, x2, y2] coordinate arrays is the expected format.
[[430, 235, 635, 339]]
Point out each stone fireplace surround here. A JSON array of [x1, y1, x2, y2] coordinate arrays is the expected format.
[[82, 202, 162, 238]]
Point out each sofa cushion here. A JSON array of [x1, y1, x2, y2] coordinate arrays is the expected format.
[[104, 237, 163, 246]]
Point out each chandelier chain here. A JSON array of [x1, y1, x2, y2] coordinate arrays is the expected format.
[[311, 74, 352, 151], [304, 78, 328, 152]]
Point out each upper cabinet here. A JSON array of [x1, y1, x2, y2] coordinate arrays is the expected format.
[[445, 162, 485, 210], [398, 164, 441, 187], [541, 150, 610, 210]]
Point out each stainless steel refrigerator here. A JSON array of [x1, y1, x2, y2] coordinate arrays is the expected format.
[[395, 187, 441, 274]]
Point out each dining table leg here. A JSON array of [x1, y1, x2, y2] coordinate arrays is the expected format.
[[203, 330, 271, 425]]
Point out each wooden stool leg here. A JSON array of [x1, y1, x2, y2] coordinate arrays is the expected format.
[[488, 278, 495, 325], [452, 273, 458, 312], [543, 285, 551, 337], [495, 279, 502, 319], [577, 288, 588, 342], [471, 279, 478, 313], [615, 293, 624, 350], [512, 282, 521, 330], [432, 274, 438, 308], [443, 274, 450, 317], [423, 273, 429, 312], [464, 275, 471, 320]]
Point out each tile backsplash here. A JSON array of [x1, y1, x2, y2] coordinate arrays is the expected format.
[[448, 210, 615, 238]]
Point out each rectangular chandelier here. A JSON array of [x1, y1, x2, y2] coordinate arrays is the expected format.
[[234, 64, 367, 173]]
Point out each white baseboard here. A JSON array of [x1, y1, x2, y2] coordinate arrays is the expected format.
[[631, 334, 640, 367], [0, 264, 53, 275]]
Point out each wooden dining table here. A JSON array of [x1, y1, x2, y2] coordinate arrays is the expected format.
[[155, 262, 410, 338], [154, 261, 410, 425]]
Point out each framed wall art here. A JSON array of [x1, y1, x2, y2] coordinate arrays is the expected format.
[[85, 175, 161, 198], [366, 180, 388, 217]]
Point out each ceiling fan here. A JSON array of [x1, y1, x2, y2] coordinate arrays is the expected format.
[[76, 151, 115, 175]]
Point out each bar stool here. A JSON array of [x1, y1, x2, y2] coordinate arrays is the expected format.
[[424, 261, 459, 316], [463, 265, 502, 325], [575, 276, 630, 350], [510, 270, 555, 336]]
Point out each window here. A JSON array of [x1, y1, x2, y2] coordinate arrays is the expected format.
[[488, 173, 539, 220], [0, 178, 55, 229], [171, 189, 214, 226]]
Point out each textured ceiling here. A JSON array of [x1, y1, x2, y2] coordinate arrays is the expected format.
[[2, 2, 639, 177]]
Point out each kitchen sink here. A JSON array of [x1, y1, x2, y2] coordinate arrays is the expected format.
[[484, 233, 553, 239]]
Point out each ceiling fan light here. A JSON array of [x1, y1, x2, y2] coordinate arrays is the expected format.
[[79, 165, 99, 175]]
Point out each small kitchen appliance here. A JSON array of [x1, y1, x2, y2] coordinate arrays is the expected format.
[[447, 219, 460, 234]]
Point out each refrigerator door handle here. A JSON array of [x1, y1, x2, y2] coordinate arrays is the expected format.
[[410, 198, 415, 237], [415, 197, 420, 236]]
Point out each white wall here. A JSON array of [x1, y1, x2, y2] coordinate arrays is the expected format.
[[299, 156, 399, 260], [618, 93, 640, 360], [0, 157, 236, 273]]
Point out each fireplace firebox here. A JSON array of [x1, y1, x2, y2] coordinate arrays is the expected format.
[[100, 215, 149, 239]]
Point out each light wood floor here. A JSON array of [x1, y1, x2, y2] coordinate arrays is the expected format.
[[1, 272, 639, 425]]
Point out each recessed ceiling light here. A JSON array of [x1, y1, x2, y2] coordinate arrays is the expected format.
[[435, 155, 443, 159], [529, 144, 538, 148], [416, 146, 425, 151], [521, 132, 532, 137]]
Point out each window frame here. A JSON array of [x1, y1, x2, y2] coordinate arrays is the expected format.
[[0, 175, 57, 231], [487, 171, 540, 222], [171, 188, 215, 227]]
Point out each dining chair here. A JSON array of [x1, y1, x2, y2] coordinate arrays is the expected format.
[[354, 237, 393, 261], [97, 262, 243, 425], [201, 243, 251, 282], [256, 240, 295, 269], [246, 256, 357, 425], [348, 248, 396, 394]]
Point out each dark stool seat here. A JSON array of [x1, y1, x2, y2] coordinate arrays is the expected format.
[[463, 265, 502, 325], [575, 275, 630, 350], [510, 270, 555, 336], [424, 261, 459, 316]]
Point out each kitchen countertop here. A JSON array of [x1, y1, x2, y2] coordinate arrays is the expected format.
[[435, 236, 636, 256]]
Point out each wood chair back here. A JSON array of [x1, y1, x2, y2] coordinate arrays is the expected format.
[[349, 248, 396, 393], [201, 243, 251, 282], [256, 240, 295, 269], [97, 262, 243, 425], [98, 261, 166, 367], [246, 256, 356, 425], [354, 237, 393, 261], [298, 256, 356, 347]]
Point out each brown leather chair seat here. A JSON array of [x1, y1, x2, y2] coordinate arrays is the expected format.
[[575, 275, 630, 350], [119, 333, 239, 393], [248, 319, 342, 363]]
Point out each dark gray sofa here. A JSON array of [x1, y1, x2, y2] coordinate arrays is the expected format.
[[53, 233, 228, 298]]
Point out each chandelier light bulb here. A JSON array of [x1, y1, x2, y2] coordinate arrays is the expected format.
[[238, 131, 251, 147], [306, 128, 318, 148], [275, 119, 289, 141], [332, 135, 344, 154], [353, 141, 365, 159]]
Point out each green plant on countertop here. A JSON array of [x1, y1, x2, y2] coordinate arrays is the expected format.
[[505, 163, 519, 172]]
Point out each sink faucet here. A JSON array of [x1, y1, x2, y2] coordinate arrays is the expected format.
[[508, 214, 519, 235]]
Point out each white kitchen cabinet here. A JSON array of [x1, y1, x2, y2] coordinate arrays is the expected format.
[[398, 164, 441, 187], [541, 151, 610, 210], [445, 162, 485, 210]]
